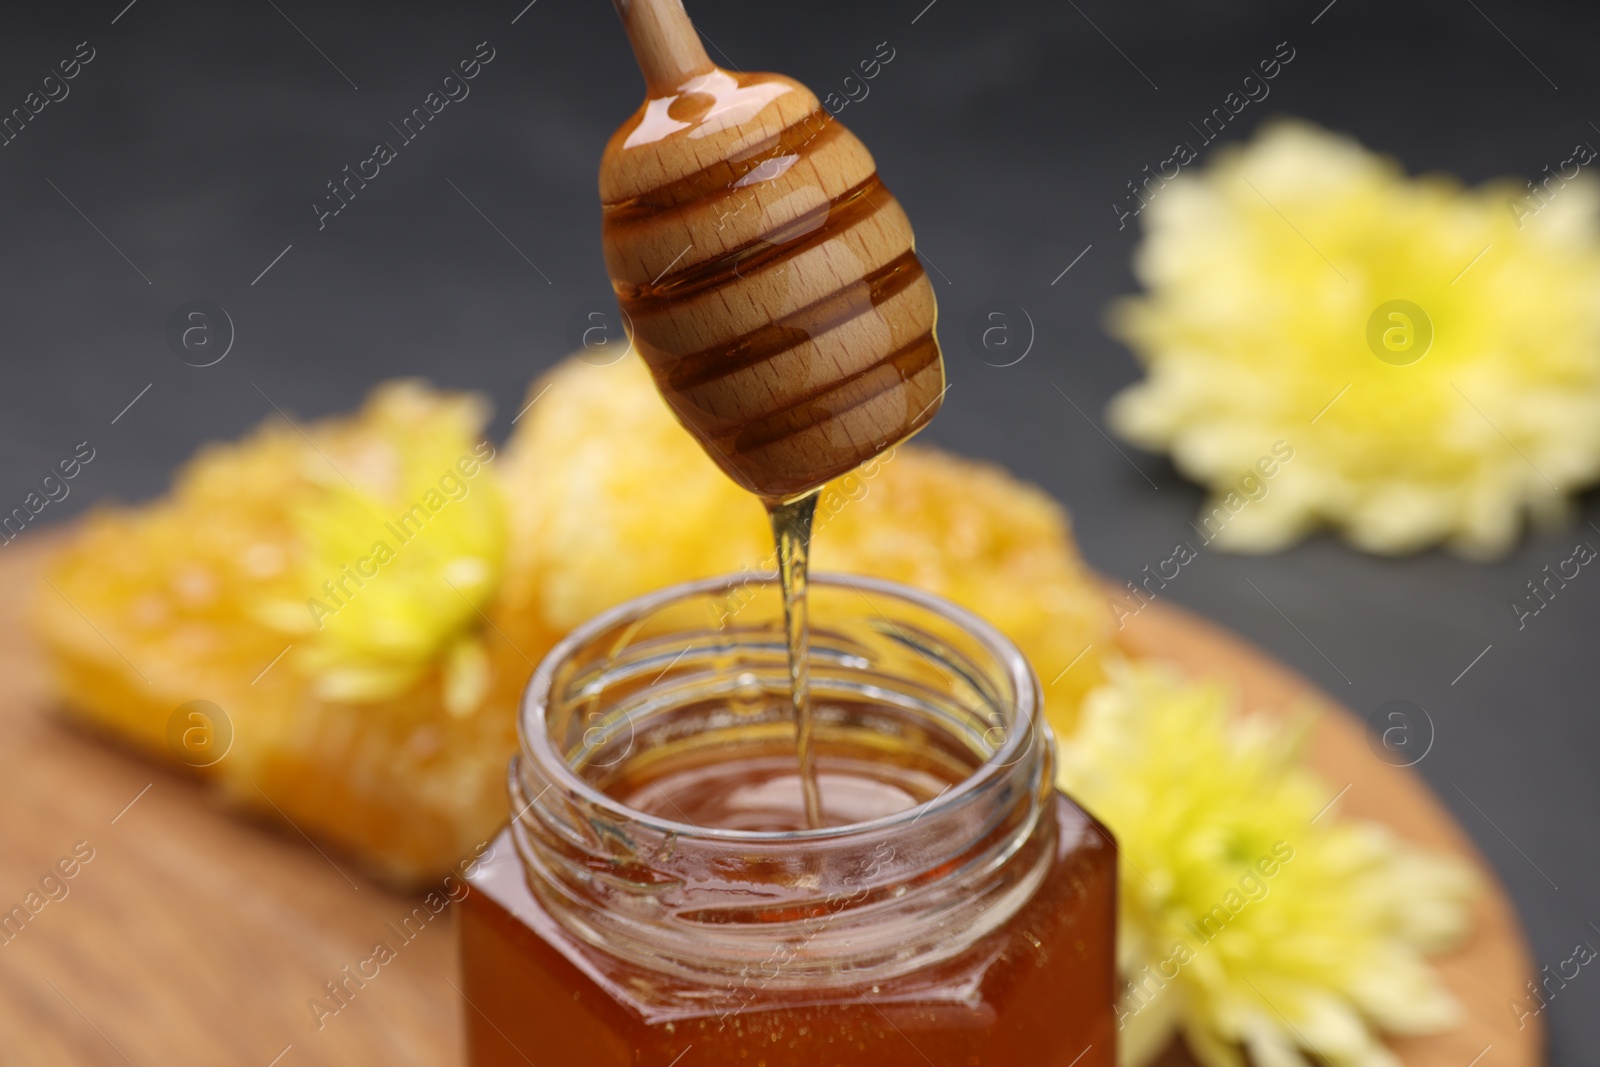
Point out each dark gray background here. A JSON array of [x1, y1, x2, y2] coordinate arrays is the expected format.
[[1, 0, 1593, 1059]]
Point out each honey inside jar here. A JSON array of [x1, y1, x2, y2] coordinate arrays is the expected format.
[[460, 575, 1117, 1066]]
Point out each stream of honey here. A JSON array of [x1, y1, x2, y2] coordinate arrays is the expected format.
[[767, 491, 824, 828]]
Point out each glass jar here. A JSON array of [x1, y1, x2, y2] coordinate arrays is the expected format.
[[461, 572, 1116, 1066]]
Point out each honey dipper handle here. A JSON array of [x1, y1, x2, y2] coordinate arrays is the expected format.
[[612, 0, 715, 96]]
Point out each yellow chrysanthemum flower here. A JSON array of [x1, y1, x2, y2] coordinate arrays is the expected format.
[[1109, 120, 1600, 557], [498, 349, 1110, 721], [1058, 661, 1475, 1067], [252, 383, 506, 715]]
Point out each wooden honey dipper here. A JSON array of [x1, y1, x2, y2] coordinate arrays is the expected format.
[[601, 0, 946, 504]]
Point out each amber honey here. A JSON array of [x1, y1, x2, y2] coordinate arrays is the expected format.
[[460, 575, 1117, 1067], [463, 796, 1114, 1066]]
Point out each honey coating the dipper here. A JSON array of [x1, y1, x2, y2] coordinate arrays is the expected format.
[[601, 1, 945, 503]]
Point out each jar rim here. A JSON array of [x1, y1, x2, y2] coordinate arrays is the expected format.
[[517, 571, 1041, 844]]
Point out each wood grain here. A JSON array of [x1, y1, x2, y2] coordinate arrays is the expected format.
[[601, 0, 944, 502], [0, 536, 1540, 1065], [612, 0, 715, 98]]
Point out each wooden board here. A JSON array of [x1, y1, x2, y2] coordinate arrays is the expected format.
[[0, 537, 1540, 1066]]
